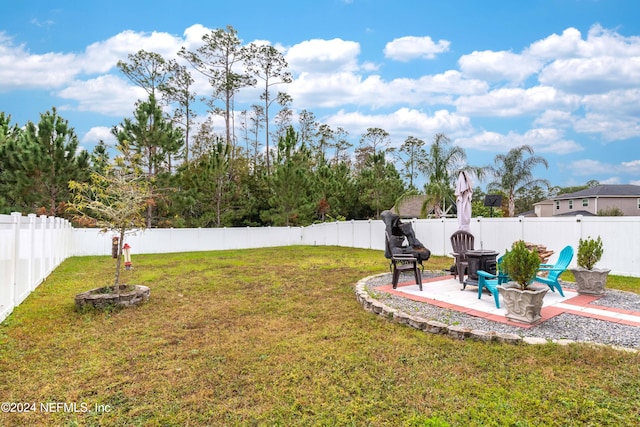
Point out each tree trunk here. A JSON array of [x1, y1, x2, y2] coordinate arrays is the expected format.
[[114, 228, 125, 293]]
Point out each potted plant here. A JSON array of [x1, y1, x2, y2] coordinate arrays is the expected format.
[[498, 240, 548, 324], [570, 236, 610, 296], [68, 149, 152, 311]]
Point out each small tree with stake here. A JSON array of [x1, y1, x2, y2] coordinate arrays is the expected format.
[[68, 147, 152, 293]]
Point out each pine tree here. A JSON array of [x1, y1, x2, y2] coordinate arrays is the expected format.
[[112, 95, 184, 227], [2, 108, 89, 215], [262, 127, 314, 226]]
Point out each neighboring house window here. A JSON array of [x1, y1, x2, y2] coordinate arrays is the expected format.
[[582, 198, 589, 207], [638, 198, 640, 209], [555, 201, 560, 210], [569, 200, 574, 210]]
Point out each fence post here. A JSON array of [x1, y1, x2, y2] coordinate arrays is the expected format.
[[576, 215, 583, 239], [10, 212, 21, 306], [27, 214, 36, 291], [476, 216, 484, 250], [38, 215, 47, 282], [48, 216, 55, 276], [441, 217, 447, 257]]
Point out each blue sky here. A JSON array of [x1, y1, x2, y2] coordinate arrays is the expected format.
[[2, 0, 640, 189]]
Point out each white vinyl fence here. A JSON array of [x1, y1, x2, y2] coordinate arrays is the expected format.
[[0, 213, 73, 323], [2, 212, 640, 323]]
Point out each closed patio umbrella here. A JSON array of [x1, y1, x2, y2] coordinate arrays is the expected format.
[[455, 171, 472, 231]]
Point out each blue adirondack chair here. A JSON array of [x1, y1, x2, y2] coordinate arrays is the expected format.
[[477, 256, 508, 308], [533, 245, 574, 297]]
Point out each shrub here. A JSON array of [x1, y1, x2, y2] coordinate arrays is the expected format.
[[577, 236, 603, 270], [597, 207, 623, 216], [502, 240, 540, 290]]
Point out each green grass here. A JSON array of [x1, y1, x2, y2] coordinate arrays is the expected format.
[[1, 246, 639, 426]]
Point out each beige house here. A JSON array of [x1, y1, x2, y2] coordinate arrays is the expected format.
[[534, 184, 640, 217]]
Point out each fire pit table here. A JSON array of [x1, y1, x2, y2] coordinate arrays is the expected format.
[[463, 249, 499, 290]]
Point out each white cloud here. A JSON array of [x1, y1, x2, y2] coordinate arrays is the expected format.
[[0, 28, 190, 93], [458, 50, 541, 83], [285, 38, 360, 73], [455, 131, 507, 152], [412, 71, 488, 95], [622, 160, 640, 172], [182, 24, 210, 47], [528, 25, 640, 60], [288, 69, 487, 110], [599, 176, 622, 184], [0, 33, 78, 90], [57, 75, 147, 116], [82, 29, 186, 75], [582, 89, 640, 116], [326, 108, 472, 145], [384, 36, 450, 61], [456, 86, 580, 116], [533, 110, 574, 128], [360, 61, 379, 72], [526, 27, 585, 60], [573, 113, 640, 141], [568, 159, 611, 174], [565, 158, 640, 181], [81, 126, 116, 146], [527, 25, 640, 94], [539, 56, 640, 93], [456, 128, 582, 155], [287, 71, 366, 107]]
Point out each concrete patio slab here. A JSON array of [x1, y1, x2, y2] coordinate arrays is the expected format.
[[377, 274, 640, 329]]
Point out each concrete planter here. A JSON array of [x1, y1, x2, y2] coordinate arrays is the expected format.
[[75, 284, 150, 311], [498, 282, 548, 324], [570, 267, 610, 296]]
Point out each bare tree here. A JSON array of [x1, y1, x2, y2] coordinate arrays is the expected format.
[[398, 136, 427, 189], [296, 109, 318, 147], [333, 127, 351, 165], [179, 25, 254, 147], [159, 60, 196, 163], [245, 44, 292, 174], [355, 127, 391, 171]]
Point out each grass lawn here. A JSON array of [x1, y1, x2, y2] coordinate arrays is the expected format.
[[1, 246, 639, 426]]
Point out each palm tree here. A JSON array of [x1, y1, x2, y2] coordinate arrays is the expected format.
[[420, 133, 466, 217], [487, 145, 550, 217]]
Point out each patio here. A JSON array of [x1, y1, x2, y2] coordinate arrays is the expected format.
[[379, 274, 640, 329], [357, 271, 640, 349]]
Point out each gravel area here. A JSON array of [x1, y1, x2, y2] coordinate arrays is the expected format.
[[363, 272, 640, 350]]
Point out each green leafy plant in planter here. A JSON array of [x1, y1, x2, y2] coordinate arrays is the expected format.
[[498, 240, 548, 324], [570, 236, 609, 296], [501, 240, 540, 290], [577, 235, 603, 270]]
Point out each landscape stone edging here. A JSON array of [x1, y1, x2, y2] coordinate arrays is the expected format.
[[354, 273, 638, 352]]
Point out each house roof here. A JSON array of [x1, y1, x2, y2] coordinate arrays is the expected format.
[[519, 210, 537, 217], [554, 210, 596, 217], [392, 195, 430, 218], [554, 184, 640, 200]]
